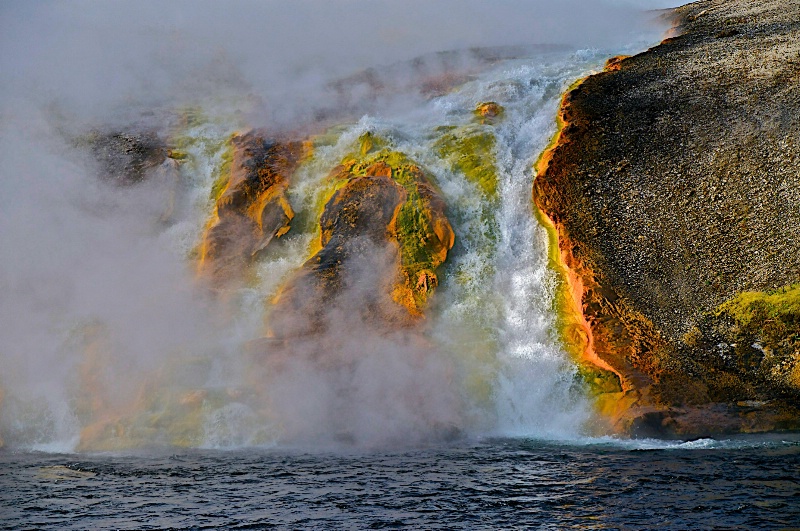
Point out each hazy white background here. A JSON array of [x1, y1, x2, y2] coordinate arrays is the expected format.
[[1, 0, 680, 123]]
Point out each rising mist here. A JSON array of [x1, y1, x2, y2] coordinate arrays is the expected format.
[[0, 1, 673, 450]]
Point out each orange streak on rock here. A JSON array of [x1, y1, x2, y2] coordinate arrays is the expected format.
[[534, 77, 628, 389], [197, 205, 222, 274], [535, 195, 622, 381], [604, 55, 630, 72]]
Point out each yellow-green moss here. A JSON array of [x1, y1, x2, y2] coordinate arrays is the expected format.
[[716, 283, 800, 359], [347, 147, 415, 181], [717, 284, 800, 327], [531, 203, 581, 355], [434, 125, 498, 198], [167, 149, 188, 161], [710, 283, 800, 391], [347, 148, 439, 274], [576, 364, 623, 395], [533, 202, 619, 398], [358, 131, 388, 156], [533, 76, 589, 356], [396, 193, 436, 265]]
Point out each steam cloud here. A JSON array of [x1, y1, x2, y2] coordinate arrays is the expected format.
[[0, 1, 673, 449]]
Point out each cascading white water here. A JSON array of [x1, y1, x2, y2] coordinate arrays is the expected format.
[[223, 50, 618, 443], [405, 52, 612, 438], [0, 43, 661, 451]]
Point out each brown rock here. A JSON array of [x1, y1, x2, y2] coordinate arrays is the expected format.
[[89, 130, 166, 185], [268, 148, 454, 341], [200, 131, 303, 286], [534, 0, 800, 435]]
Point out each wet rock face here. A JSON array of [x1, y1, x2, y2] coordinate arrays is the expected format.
[[319, 176, 406, 257], [344, 152, 455, 316], [535, 0, 800, 434], [217, 132, 296, 214], [89, 131, 166, 184], [201, 131, 303, 286], [269, 144, 454, 339], [270, 175, 408, 338]]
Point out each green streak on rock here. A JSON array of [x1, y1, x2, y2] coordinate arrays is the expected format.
[[434, 124, 498, 198], [348, 149, 438, 272], [335, 135, 453, 311], [358, 131, 388, 156], [209, 137, 235, 202], [576, 364, 623, 395], [167, 149, 189, 161], [395, 190, 435, 271]]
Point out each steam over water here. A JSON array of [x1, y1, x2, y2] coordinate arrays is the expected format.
[[0, 2, 674, 451], [1, 51, 614, 451]]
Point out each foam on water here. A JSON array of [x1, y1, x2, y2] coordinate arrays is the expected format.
[[539, 433, 800, 451]]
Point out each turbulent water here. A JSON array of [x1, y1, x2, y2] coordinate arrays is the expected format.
[[1, 48, 622, 450], [3, 436, 799, 529]]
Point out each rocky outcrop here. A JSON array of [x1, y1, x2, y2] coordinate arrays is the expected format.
[[268, 135, 454, 339], [534, 0, 800, 435], [88, 130, 167, 184], [474, 101, 504, 125], [199, 131, 305, 286]]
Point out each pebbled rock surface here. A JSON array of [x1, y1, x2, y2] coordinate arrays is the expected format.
[[88, 130, 167, 184], [534, 0, 800, 435]]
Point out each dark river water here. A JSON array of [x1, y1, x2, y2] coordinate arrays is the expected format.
[[2, 435, 799, 530]]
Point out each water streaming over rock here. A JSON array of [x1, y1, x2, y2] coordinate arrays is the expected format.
[[0, 47, 649, 452]]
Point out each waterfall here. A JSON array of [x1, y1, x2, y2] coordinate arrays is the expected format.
[[0, 46, 655, 451]]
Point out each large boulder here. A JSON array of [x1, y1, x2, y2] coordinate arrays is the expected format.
[[268, 136, 454, 340], [200, 131, 304, 286]]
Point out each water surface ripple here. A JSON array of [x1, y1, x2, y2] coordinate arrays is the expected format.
[[3, 436, 799, 529]]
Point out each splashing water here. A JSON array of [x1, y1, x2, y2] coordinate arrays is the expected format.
[[0, 47, 646, 451], [420, 54, 610, 439]]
